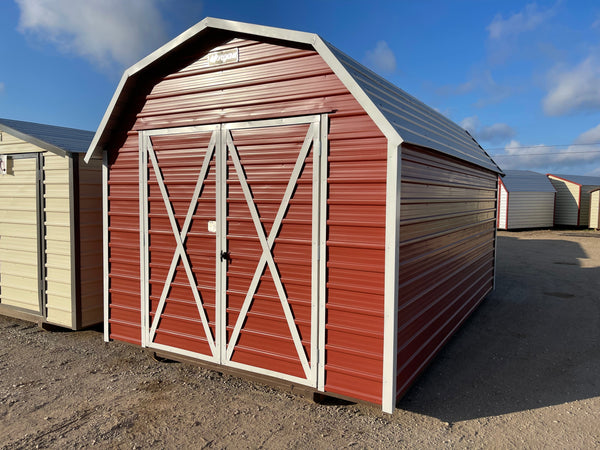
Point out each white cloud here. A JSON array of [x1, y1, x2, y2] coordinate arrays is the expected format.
[[492, 124, 600, 174], [494, 140, 560, 171], [460, 115, 516, 144], [364, 41, 397, 74], [486, 3, 556, 65], [16, 0, 169, 70], [543, 56, 600, 116], [487, 3, 555, 40]]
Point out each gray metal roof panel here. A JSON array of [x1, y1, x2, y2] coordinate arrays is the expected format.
[[0, 118, 94, 154], [548, 173, 600, 187], [500, 170, 556, 192], [322, 42, 501, 173], [84, 17, 502, 174]]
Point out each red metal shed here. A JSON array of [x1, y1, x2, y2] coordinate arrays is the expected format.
[[85, 18, 501, 413]]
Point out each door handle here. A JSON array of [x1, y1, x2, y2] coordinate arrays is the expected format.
[[220, 251, 230, 262]]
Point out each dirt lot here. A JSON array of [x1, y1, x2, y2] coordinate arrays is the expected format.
[[1, 229, 599, 448]]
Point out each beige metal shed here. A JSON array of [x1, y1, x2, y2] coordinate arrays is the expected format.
[[547, 174, 600, 227], [590, 189, 600, 229], [0, 118, 102, 329]]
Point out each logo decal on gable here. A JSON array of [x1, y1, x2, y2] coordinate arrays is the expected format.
[[207, 48, 239, 66]]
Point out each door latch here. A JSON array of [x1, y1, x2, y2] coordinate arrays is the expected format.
[[220, 251, 230, 262]]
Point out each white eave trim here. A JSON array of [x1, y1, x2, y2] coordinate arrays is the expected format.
[[84, 72, 128, 163]]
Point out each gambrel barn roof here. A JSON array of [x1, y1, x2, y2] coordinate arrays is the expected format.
[[85, 17, 501, 174]]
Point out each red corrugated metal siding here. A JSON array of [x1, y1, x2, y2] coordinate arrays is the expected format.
[[107, 133, 142, 344], [106, 38, 387, 404], [396, 146, 497, 400], [326, 123, 386, 404]]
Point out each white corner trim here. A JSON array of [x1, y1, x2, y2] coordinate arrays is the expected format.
[[382, 139, 401, 414]]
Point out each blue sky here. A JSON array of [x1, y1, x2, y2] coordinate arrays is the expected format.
[[1, 0, 600, 176]]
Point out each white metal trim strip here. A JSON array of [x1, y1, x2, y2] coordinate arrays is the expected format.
[[310, 117, 321, 387], [317, 114, 328, 392], [225, 359, 315, 387], [382, 140, 402, 414], [217, 125, 227, 363], [139, 132, 149, 347], [223, 115, 321, 130], [145, 124, 220, 137], [149, 341, 224, 365], [102, 151, 109, 342]]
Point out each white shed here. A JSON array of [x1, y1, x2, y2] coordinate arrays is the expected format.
[[547, 174, 600, 227], [497, 170, 556, 230]]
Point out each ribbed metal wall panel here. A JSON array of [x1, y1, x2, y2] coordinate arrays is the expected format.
[[590, 190, 600, 229], [548, 177, 581, 226], [580, 187, 594, 227], [325, 117, 386, 403], [506, 192, 555, 229], [77, 155, 103, 327], [0, 156, 40, 312], [43, 152, 72, 327], [106, 39, 387, 403], [107, 134, 142, 344], [396, 146, 497, 400], [497, 182, 508, 229]]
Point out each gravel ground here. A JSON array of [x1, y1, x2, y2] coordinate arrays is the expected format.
[[1, 229, 599, 448]]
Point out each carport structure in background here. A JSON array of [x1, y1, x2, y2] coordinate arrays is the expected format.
[[0, 118, 103, 329], [497, 170, 556, 230], [547, 174, 600, 227], [85, 17, 502, 413]]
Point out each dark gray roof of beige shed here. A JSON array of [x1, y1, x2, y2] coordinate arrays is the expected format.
[[84, 17, 501, 173], [0, 118, 94, 155], [548, 173, 600, 186], [500, 170, 556, 192]]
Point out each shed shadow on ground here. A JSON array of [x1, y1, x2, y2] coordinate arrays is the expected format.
[[397, 233, 600, 422]]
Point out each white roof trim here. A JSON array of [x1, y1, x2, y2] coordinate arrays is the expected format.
[[312, 37, 402, 144], [84, 73, 127, 162]]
